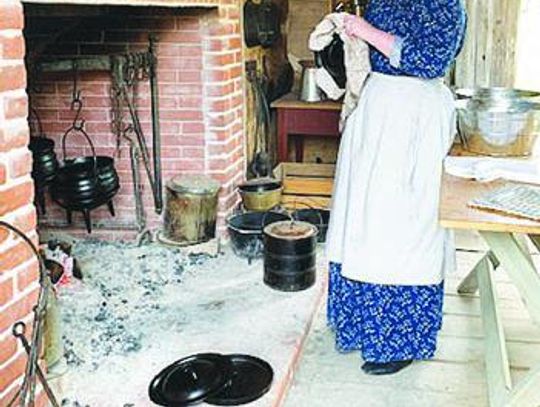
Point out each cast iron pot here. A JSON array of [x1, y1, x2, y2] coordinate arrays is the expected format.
[[314, 34, 346, 89], [28, 109, 61, 215], [65, 156, 120, 203], [29, 136, 60, 216], [226, 211, 290, 263], [51, 160, 107, 210], [263, 220, 318, 292], [29, 137, 59, 184], [238, 178, 282, 212], [50, 128, 119, 233], [28, 109, 59, 185]]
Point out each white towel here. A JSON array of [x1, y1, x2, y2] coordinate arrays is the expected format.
[[444, 156, 540, 185], [309, 13, 371, 131]]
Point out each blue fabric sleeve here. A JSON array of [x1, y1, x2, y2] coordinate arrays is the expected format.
[[396, 0, 466, 79], [389, 36, 404, 69]]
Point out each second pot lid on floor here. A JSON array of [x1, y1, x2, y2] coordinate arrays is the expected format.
[[148, 353, 273, 406], [205, 354, 274, 405]]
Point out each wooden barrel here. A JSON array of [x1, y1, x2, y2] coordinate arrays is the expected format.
[[263, 221, 318, 292], [162, 175, 221, 245]]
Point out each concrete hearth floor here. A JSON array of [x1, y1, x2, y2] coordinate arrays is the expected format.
[[47, 238, 326, 407], [46, 230, 540, 406]]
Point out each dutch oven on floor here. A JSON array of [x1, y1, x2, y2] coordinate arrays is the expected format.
[[263, 220, 318, 292], [226, 211, 290, 263], [148, 353, 273, 406]]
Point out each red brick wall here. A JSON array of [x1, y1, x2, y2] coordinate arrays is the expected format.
[[0, 0, 42, 404], [27, 4, 245, 239], [1, 0, 246, 400]]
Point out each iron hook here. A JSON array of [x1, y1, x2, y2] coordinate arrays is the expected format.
[[12, 321, 26, 338]]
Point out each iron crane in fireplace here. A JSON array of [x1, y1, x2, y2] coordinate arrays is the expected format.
[[32, 35, 163, 239]]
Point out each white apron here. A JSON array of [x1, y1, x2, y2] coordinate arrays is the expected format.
[[326, 72, 456, 286]]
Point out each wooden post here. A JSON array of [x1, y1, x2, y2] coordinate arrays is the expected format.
[[454, 0, 522, 88]]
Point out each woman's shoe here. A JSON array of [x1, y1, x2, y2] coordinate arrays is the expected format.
[[361, 360, 412, 375]]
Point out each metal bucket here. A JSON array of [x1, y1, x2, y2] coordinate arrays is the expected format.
[[162, 175, 221, 245], [263, 221, 317, 292]]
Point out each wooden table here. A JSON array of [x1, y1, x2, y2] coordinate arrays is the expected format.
[[271, 93, 342, 163], [440, 174, 540, 407]]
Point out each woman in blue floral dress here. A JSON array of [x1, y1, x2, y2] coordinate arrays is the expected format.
[[325, 0, 467, 375]]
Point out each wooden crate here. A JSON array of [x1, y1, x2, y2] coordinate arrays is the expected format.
[[273, 162, 336, 209]]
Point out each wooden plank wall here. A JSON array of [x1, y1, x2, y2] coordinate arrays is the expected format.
[[455, 0, 522, 88], [287, 0, 329, 61]]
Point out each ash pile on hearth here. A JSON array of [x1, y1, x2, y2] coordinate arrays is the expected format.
[[58, 240, 211, 372]]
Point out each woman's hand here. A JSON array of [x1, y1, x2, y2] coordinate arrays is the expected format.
[[344, 14, 370, 39]]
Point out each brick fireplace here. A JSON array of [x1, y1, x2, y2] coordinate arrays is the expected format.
[[25, 0, 245, 239], [1, 0, 246, 402]]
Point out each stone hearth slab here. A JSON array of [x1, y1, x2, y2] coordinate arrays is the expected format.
[[49, 241, 326, 406]]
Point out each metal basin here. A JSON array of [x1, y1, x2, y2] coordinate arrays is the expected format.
[[455, 87, 540, 156]]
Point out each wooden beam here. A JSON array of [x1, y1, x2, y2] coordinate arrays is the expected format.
[[38, 57, 112, 73]]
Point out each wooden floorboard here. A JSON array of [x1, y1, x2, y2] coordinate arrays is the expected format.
[[283, 242, 540, 407]]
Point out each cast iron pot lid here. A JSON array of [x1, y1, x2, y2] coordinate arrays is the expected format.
[[149, 353, 273, 406], [263, 220, 318, 240], [205, 354, 273, 406], [148, 353, 232, 406], [167, 175, 221, 195]]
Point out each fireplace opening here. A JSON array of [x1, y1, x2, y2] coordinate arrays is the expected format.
[[23, 2, 245, 240]]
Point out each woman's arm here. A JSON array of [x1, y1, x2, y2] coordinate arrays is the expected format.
[[344, 15, 397, 61]]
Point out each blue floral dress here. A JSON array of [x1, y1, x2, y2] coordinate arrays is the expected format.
[[327, 0, 466, 363]]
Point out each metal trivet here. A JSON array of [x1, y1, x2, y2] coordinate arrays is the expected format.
[[469, 183, 540, 222]]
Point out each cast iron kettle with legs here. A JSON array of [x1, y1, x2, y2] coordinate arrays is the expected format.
[[28, 108, 59, 215], [50, 98, 119, 233]]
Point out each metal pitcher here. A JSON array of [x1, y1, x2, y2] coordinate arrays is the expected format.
[[300, 61, 322, 102]]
